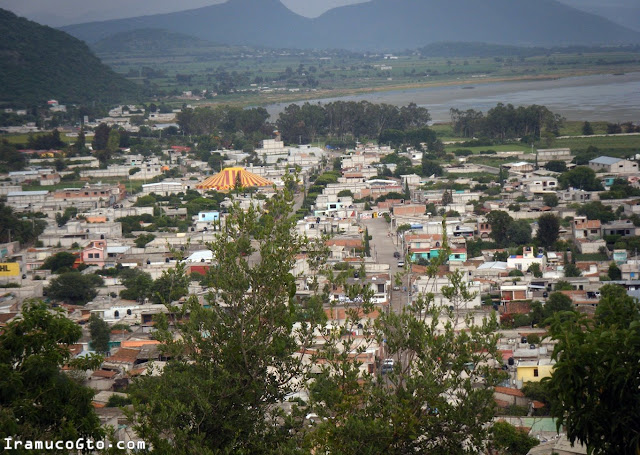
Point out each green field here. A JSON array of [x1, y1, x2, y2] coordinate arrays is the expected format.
[[553, 134, 640, 153]]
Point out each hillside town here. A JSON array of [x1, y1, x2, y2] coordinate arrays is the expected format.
[[2, 97, 639, 454]]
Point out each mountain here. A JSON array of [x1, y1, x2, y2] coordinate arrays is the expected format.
[[0, 9, 138, 106], [62, 0, 308, 48], [61, 0, 640, 51], [91, 29, 215, 54]]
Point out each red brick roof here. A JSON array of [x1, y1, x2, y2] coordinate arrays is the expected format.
[[494, 386, 525, 397]]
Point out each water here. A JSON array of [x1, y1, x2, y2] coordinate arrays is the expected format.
[[265, 72, 640, 122]]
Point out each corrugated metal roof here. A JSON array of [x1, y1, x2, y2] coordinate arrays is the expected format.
[[589, 156, 621, 165]]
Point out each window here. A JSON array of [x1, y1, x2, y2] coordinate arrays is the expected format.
[[88, 253, 94, 258], [377, 283, 385, 293], [533, 368, 539, 377], [95, 253, 100, 258]]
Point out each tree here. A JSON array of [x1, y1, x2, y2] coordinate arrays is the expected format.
[[563, 262, 582, 278], [128, 180, 321, 453], [308, 233, 504, 453], [506, 219, 531, 246], [119, 269, 154, 303], [489, 421, 539, 455], [554, 280, 574, 291], [41, 251, 77, 273], [536, 213, 560, 248], [421, 158, 443, 177], [150, 263, 190, 304], [542, 193, 558, 207], [45, 272, 103, 305], [608, 262, 622, 280], [106, 128, 120, 154], [92, 123, 110, 151], [134, 233, 155, 248], [363, 227, 371, 257], [544, 160, 567, 173], [576, 201, 615, 223], [528, 262, 542, 278], [0, 301, 103, 448], [74, 128, 86, 151], [545, 284, 640, 454], [581, 121, 594, 136], [487, 211, 514, 247], [544, 292, 574, 321], [558, 166, 603, 191], [89, 313, 110, 353]]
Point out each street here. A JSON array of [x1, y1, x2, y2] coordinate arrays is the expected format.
[[359, 217, 410, 313]]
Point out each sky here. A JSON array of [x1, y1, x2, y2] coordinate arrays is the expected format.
[[0, 0, 637, 28]]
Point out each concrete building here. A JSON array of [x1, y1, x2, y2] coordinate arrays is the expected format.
[[589, 156, 639, 174]]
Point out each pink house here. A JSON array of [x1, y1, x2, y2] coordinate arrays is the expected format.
[[82, 240, 107, 267]]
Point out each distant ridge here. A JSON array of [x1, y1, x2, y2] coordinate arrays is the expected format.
[[61, 0, 640, 51], [0, 9, 138, 105]]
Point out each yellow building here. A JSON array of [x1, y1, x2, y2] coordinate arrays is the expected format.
[[516, 359, 554, 383]]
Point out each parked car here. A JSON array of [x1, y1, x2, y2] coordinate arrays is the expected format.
[[393, 251, 401, 258], [397, 261, 405, 268]]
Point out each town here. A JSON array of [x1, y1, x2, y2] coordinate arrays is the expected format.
[[1, 96, 639, 453]]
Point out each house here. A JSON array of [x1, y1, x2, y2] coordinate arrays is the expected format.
[[507, 246, 546, 272], [476, 221, 492, 239], [82, 240, 107, 267], [621, 262, 640, 280], [589, 156, 639, 174], [516, 359, 555, 383], [522, 176, 558, 195], [601, 220, 640, 238], [571, 218, 601, 240]]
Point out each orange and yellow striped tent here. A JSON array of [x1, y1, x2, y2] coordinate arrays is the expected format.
[[196, 167, 273, 191]]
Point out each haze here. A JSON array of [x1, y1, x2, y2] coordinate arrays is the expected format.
[[2, 0, 639, 31]]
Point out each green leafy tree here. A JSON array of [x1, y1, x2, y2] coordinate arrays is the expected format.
[[488, 420, 539, 455], [106, 128, 121, 153], [0, 203, 46, 244], [134, 233, 155, 248], [150, 262, 190, 304], [554, 280, 574, 291], [544, 292, 575, 321], [528, 262, 542, 278], [608, 262, 622, 280], [542, 193, 558, 207], [363, 227, 371, 257], [128, 181, 321, 453], [576, 201, 615, 223], [308, 230, 504, 453], [581, 121, 594, 135], [545, 284, 640, 454], [544, 160, 566, 173], [506, 219, 531, 246], [558, 166, 603, 191], [0, 301, 103, 450], [45, 272, 103, 305], [92, 123, 110, 151], [487, 210, 514, 248], [89, 313, 110, 353], [119, 269, 154, 303], [536, 213, 560, 248], [563, 262, 582, 278], [41, 251, 77, 273]]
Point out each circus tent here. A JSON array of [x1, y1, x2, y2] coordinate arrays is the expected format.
[[196, 167, 273, 191]]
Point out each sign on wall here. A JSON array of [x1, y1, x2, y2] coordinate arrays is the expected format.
[[0, 263, 20, 276]]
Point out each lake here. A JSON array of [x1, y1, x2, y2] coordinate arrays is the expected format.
[[265, 72, 640, 123]]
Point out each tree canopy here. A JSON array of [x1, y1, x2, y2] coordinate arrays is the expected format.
[[545, 284, 640, 454], [0, 301, 103, 449]]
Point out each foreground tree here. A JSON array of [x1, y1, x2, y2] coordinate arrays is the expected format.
[[545, 284, 640, 454], [487, 210, 514, 247], [0, 301, 103, 451], [128, 181, 322, 453], [308, 227, 504, 453]]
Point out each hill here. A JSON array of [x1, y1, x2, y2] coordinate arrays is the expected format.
[[91, 28, 215, 54], [61, 0, 640, 51], [0, 9, 138, 106]]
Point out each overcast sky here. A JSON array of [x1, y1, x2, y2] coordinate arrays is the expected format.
[[0, 0, 636, 27]]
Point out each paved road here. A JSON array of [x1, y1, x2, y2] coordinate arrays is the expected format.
[[360, 217, 410, 312]]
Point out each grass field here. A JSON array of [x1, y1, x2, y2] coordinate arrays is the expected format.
[[553, 134, 640, 153]]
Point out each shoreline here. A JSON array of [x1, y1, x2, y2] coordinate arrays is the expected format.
[[191, 66, 640, 110]]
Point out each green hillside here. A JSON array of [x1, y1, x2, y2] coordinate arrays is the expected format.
[[0, 9, 139, 106]]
